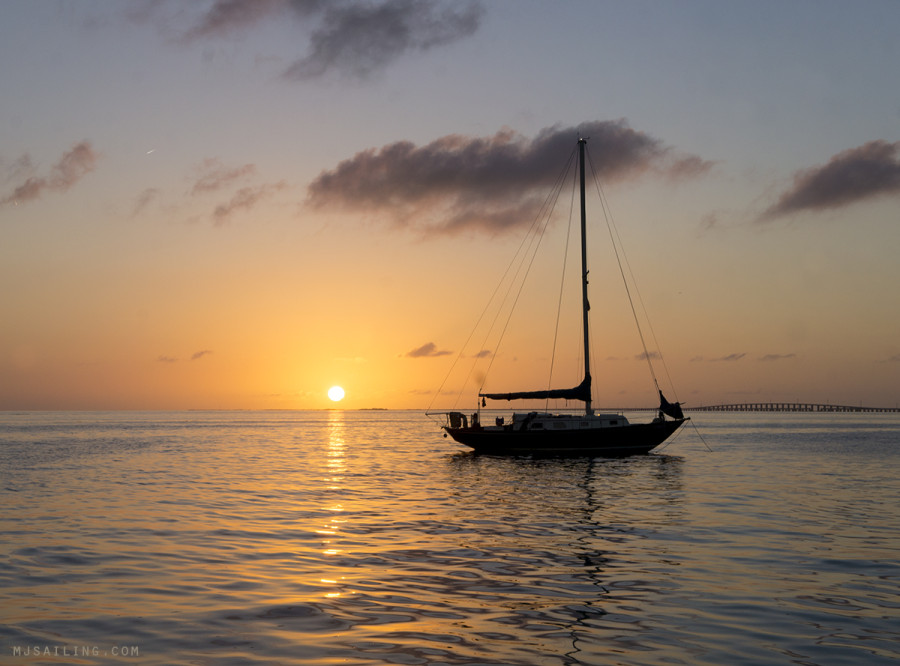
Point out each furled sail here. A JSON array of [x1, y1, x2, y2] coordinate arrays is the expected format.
[[480, 376, 591, 403], [659, 390, 684, 419]]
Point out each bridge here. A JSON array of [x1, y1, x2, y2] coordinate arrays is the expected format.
[[686, 403, 900, 413]]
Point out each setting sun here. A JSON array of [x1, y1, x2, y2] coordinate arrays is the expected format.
[[327, 386, 345, 402]]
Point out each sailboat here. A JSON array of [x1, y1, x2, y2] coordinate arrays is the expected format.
[[434, 138, 687, 456]]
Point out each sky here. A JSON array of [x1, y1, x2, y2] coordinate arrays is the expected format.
[[1, 0, 899, 411]]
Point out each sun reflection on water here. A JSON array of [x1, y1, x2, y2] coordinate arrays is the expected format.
[[317, 411, 350, 599]]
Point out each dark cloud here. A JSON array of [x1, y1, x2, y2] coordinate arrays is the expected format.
[[406, 342, 452, 358], [759, 353, 796, 362], [143, 0, 482, 80], [284, 0, 483, 81], [307, 121, 712, 235], [191, 350, 213, 360], [2, 142, 99, 207], [634, 351, 661, 361], [761, 140, 900, 220], [212, 182, 287, 225], [191, 158, 256, 195]]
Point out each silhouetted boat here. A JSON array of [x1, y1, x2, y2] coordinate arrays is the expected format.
[[432, 138, 686, 456]]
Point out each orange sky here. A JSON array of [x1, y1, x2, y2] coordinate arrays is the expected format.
[[1, 2, 899, 410]]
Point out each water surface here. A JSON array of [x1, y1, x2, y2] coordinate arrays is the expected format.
[[1, 410, 898, 664]]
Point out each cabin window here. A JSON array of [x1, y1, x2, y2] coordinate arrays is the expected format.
[[580, 422, 589, 427], [530, 422, 544, 429], [609, 420, 618, 425], [553, 422, 566, 429]]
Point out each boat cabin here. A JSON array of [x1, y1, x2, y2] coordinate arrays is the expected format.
[[445, 410, 630, 432]]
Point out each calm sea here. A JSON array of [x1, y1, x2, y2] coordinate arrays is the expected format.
[[1, 410, 898, 665]]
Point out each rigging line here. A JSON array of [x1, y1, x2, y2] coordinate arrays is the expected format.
[[479, 147, 578, 395], [427, 152, 573, 412], [654, 419, 687, 451], [427, 222, 535, 411], [689, 419, 714, 452], [585, 148, 660, 392], [585, 149, 682, 404], [546, 155, 579, 411], [612, 205, 681, 401], [447, 213, 544, 409]]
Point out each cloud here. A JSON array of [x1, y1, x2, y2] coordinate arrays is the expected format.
[[157, 355, 178, 363], [3, 154, 34, 184], [180, 0, 290, 41], [191, 158, 256, 195], [759, 353, 796, 362], [212, 182, 287, 225], [132, 187, 162, 216], [634, 351, 661, 361], [128, 158, 285, 225], [405, 342, 452, 358], [335, 356, 367, 364], [761, 140, 900, 220], [2, 142, 99, 207], [191, 350, 213, 361], [284, 1, 484, 81], [143, 0, 483, 80], [307, 120, 712, 235], [709, 353, 746, 362]]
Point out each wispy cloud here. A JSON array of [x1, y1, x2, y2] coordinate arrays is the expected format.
[[180, 0, 289, 41], [692, 353, 746, 363], [1, 142, 99, 207], [133, 158, 285, 224], [761, 140, 900, 221], [307, 120, 713, 235], [191, 350, 213, 361], [139, 0, 483, 81], [157, 355, 178, 363], [191, 158, 256, 195], [759, 353, 796, 362], [212, 182, 287, 225], [405, 342, 452, 358], [634, 351, 661, 361], [3, 154, 34, 184], [132, 187, 162, 216]]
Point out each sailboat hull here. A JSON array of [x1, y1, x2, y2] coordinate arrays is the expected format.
[[445, 418, 686, 456]]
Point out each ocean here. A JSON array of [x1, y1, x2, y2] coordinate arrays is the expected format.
[[1, 410, 898, 665]]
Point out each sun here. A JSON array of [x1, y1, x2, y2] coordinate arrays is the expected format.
[[327, 386, 345, 402]]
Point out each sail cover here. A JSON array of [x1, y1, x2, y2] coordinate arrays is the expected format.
[[480, 376, 592, 403], [659, 390, 684, 419]]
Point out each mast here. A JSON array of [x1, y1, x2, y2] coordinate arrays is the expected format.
[[579, 138, 593, 416]]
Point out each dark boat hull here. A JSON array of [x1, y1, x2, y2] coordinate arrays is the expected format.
[[445, 419, 686, 456]]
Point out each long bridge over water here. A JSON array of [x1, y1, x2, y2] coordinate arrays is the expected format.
[[614, 402, 900, 413], [687, 403, 899, 413]]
